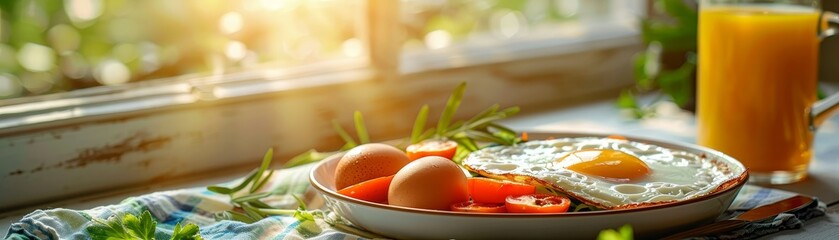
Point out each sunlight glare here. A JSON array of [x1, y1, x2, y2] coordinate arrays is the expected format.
[[18, 43, 55, 72], [220, 12, 244, 35], [65, 0, 103, 26], [95, 59, 130, 85], [0, 74, 22, 97], [424, 30, 452, 50], [226, 41, 248, 61], [496, 11, 523, 38], [20, 72, 55, 94], [48, 24, 81, 54], [61, 52, 88, 79], [341, 38, 363, 57], [557, 0, 580, 18]]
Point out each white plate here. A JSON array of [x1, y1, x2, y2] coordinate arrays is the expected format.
[[310, 132, 748, 239]]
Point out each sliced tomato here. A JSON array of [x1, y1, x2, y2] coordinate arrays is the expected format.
[[467, 178, 536, 204], [505, 194, 570, 213], [451, 201, 507, 213], [406, 140, 458, 160], [337, 175, 394, 204]]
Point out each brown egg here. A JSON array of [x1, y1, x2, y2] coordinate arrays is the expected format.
[[388, 156, 469, 210], [334, 143, 412, 190]]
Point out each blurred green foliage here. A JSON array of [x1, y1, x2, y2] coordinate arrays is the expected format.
[[0, 0, 357, 99], [618, 0, 698, 118], [0, 0, 591, 100], [402, 0, 582, 47]]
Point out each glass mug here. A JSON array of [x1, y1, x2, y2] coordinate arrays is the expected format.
[[698, 0, 839, 184]]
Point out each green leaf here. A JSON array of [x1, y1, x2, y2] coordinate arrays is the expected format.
[[491, 128, 517, 144], [295, 220, 322, 238], [466, 104, 500, 127], [445, 120, 465, 135], [499, 106, 520, 116], [818, 86, 827, 100], [437, 82, 466, 136], [450, 136, 480, 164], [242, 204, 266, 220], [450, 136, 479, 152], [418, 128, 436, 142], [633, 53, 653, 90], [332, 120, 358, 148], [617, 90, 639, 109], [87, 215, 133, 240], [86, 224, 126, 240], [641, 19, 696, 52], [657, 60, 695, 107], [353, 111, 370, 144], [206, 186, 234, 195], [232, 192, 272, 203], [283, 149, 324, 168], [660, 0, 697, 28], [465, 114, 505, 131], [215, 211, 255, 224], [86, 211, 164, 240], [410, 104, 430, 144], [246, 199, 272, 209], [596, 224, 634, 240], [251, 169, 274, 192], [122, 211, 156, 240], [250, 148, 274, 193], [292, 194, 308, 211], [170, 223, 203, 240], [488, 123, 516, 138], [465, 130, 509, 145], [207, 168, 259, 194]]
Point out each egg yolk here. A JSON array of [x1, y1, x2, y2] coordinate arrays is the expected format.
[[557, 149, 650, 181]]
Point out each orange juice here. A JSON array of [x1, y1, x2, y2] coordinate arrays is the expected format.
[[697, 5, 819, 176]]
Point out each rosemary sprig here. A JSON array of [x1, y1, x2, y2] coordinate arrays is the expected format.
[[207, 148, 382, 238], [409, 82, 522, 163], [283, 82, 520, 168]]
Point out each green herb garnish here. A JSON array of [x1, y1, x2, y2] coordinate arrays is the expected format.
[[86, 210, 202, 240], [283, 82, 520, 167], [597, 224, 634, 240], [407, 82, 522, 163]]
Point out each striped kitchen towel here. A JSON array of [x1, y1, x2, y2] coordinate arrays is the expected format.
[[3, 163, 827, 240]]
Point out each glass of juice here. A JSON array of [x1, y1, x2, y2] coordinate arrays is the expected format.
[[697, 0, 839, 184]]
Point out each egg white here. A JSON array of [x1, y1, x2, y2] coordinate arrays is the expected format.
[[463, 138, 735, 209]]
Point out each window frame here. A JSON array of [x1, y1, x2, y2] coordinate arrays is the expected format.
[[0, 0, 646, 211]]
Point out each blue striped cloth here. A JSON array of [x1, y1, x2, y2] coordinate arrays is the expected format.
[[3, 163, 826, 240]]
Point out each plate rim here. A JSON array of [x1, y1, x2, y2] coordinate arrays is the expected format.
[[309, 130, 749, 218]]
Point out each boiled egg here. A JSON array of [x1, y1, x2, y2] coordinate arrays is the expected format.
[[388, 156, 469, 211], [334, 143, 411, 190]]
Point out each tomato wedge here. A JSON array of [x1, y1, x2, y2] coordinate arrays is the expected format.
[[505, 194, 570, 213], [406, 140, 458, 160], [337, 175, 394, 204], [467, 178, 536, 204], [451, 201, 507, 213]]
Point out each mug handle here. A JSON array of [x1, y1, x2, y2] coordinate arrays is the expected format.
[[811, 11, 839, 130]]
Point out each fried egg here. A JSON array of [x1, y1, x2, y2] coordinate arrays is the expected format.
[[462, 138, 740, 210]]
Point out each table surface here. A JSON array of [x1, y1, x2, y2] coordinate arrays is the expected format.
[[2, 98, 838, 239]]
